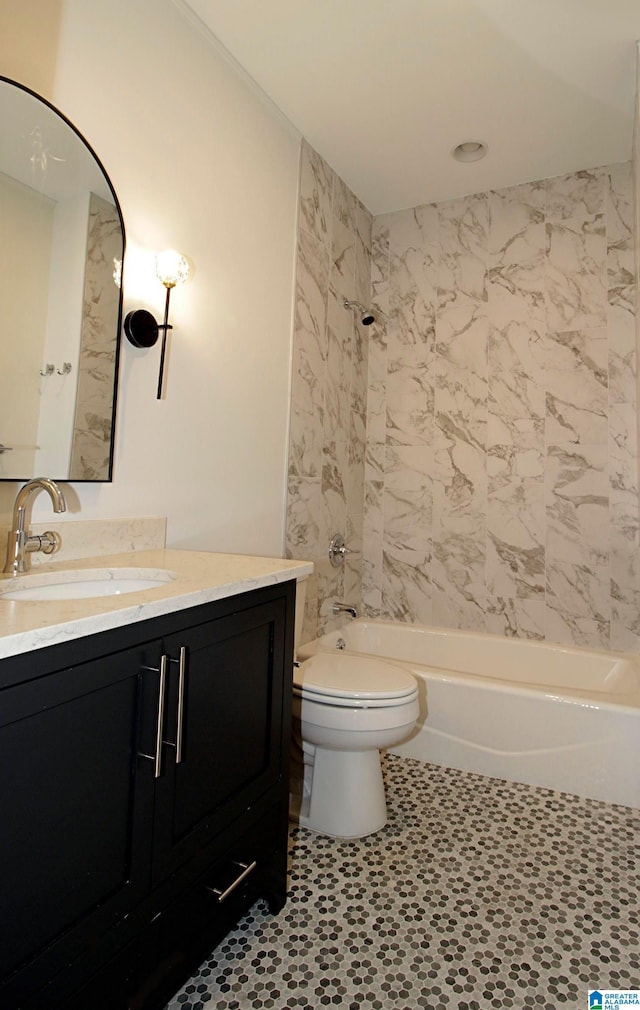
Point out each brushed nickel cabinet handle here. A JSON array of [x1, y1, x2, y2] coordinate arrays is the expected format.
[[139, 655, 168, 777], [154, 655, 168, 778], [206, 860, 257, 904], [176, 646, 187, 764]]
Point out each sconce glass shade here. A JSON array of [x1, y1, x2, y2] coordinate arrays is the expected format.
[[125, 247, 191, 399], [155, 249, 189, 289]]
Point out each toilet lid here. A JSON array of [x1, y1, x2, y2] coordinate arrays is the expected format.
[[293, 652, 418, 704]]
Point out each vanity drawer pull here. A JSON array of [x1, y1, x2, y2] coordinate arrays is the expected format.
[[176, 646, 187, 764], [154, 655, 168, 778], [139, 655, 168, 778], [206, 860, 257, 904]]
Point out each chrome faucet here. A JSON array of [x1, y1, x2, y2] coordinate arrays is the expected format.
[[332, 602, 358, 619], [3, 478, 66, 575]]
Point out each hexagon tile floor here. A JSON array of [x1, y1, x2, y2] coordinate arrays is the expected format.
[[166, 755, 640, 1010]]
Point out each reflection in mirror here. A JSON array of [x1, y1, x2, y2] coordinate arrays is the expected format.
[[0, 77, 125, 482]]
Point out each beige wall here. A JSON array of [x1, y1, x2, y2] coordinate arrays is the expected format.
[[0, 0, 63, 97], [0, 0, 301, 557], [0, 174, 54, 476], [35, 192, 92, 479]]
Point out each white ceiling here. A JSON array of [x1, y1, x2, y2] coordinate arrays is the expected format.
[[179, 0, 640, 215]]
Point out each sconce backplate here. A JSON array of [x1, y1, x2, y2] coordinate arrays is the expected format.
[[124, 309, 159, 348]]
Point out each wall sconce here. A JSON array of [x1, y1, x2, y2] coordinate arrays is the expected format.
[[124, 249, 190, 399]]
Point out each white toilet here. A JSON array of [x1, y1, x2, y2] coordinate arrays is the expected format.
[[290, 580, 419, 838]]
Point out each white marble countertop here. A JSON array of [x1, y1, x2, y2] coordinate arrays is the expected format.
[[0, 549, 313, 659]]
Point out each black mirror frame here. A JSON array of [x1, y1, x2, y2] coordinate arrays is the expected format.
[[0, 75, 126, 483]]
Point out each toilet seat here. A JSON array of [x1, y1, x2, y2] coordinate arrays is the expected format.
[[294, 652, 418, 708]]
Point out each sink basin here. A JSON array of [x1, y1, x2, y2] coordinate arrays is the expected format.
[[0, 567, 176, 601]]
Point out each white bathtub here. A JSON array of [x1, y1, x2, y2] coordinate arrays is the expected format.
[[297, 620, 640, 808]]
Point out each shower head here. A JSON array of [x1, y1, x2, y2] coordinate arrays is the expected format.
[[343, 298, 376, 326]]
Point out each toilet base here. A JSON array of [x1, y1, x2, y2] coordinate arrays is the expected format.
[[294, 745, 387, 838]]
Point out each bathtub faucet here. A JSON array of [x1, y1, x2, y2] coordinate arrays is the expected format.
[[332, 602, 358, 619]]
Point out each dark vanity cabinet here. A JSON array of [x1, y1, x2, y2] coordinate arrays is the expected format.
[[0, 580, 295, 1010]]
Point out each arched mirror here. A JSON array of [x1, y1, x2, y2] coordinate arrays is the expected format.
[[0, 76, 125, 482]]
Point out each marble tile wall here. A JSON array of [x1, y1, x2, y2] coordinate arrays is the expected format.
[[69, 193, 121, 480], [628, 57, 640, 651], [636, 49, 640, 289], [365, 163, 639, 650], [286, 142, 373, 642]]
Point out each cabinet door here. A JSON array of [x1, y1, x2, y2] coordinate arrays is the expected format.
[[152, 596, 288, 881], [0, 643, 158, 1006]]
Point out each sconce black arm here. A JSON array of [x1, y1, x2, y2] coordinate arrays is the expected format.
[[123, 285, 174, 399]]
